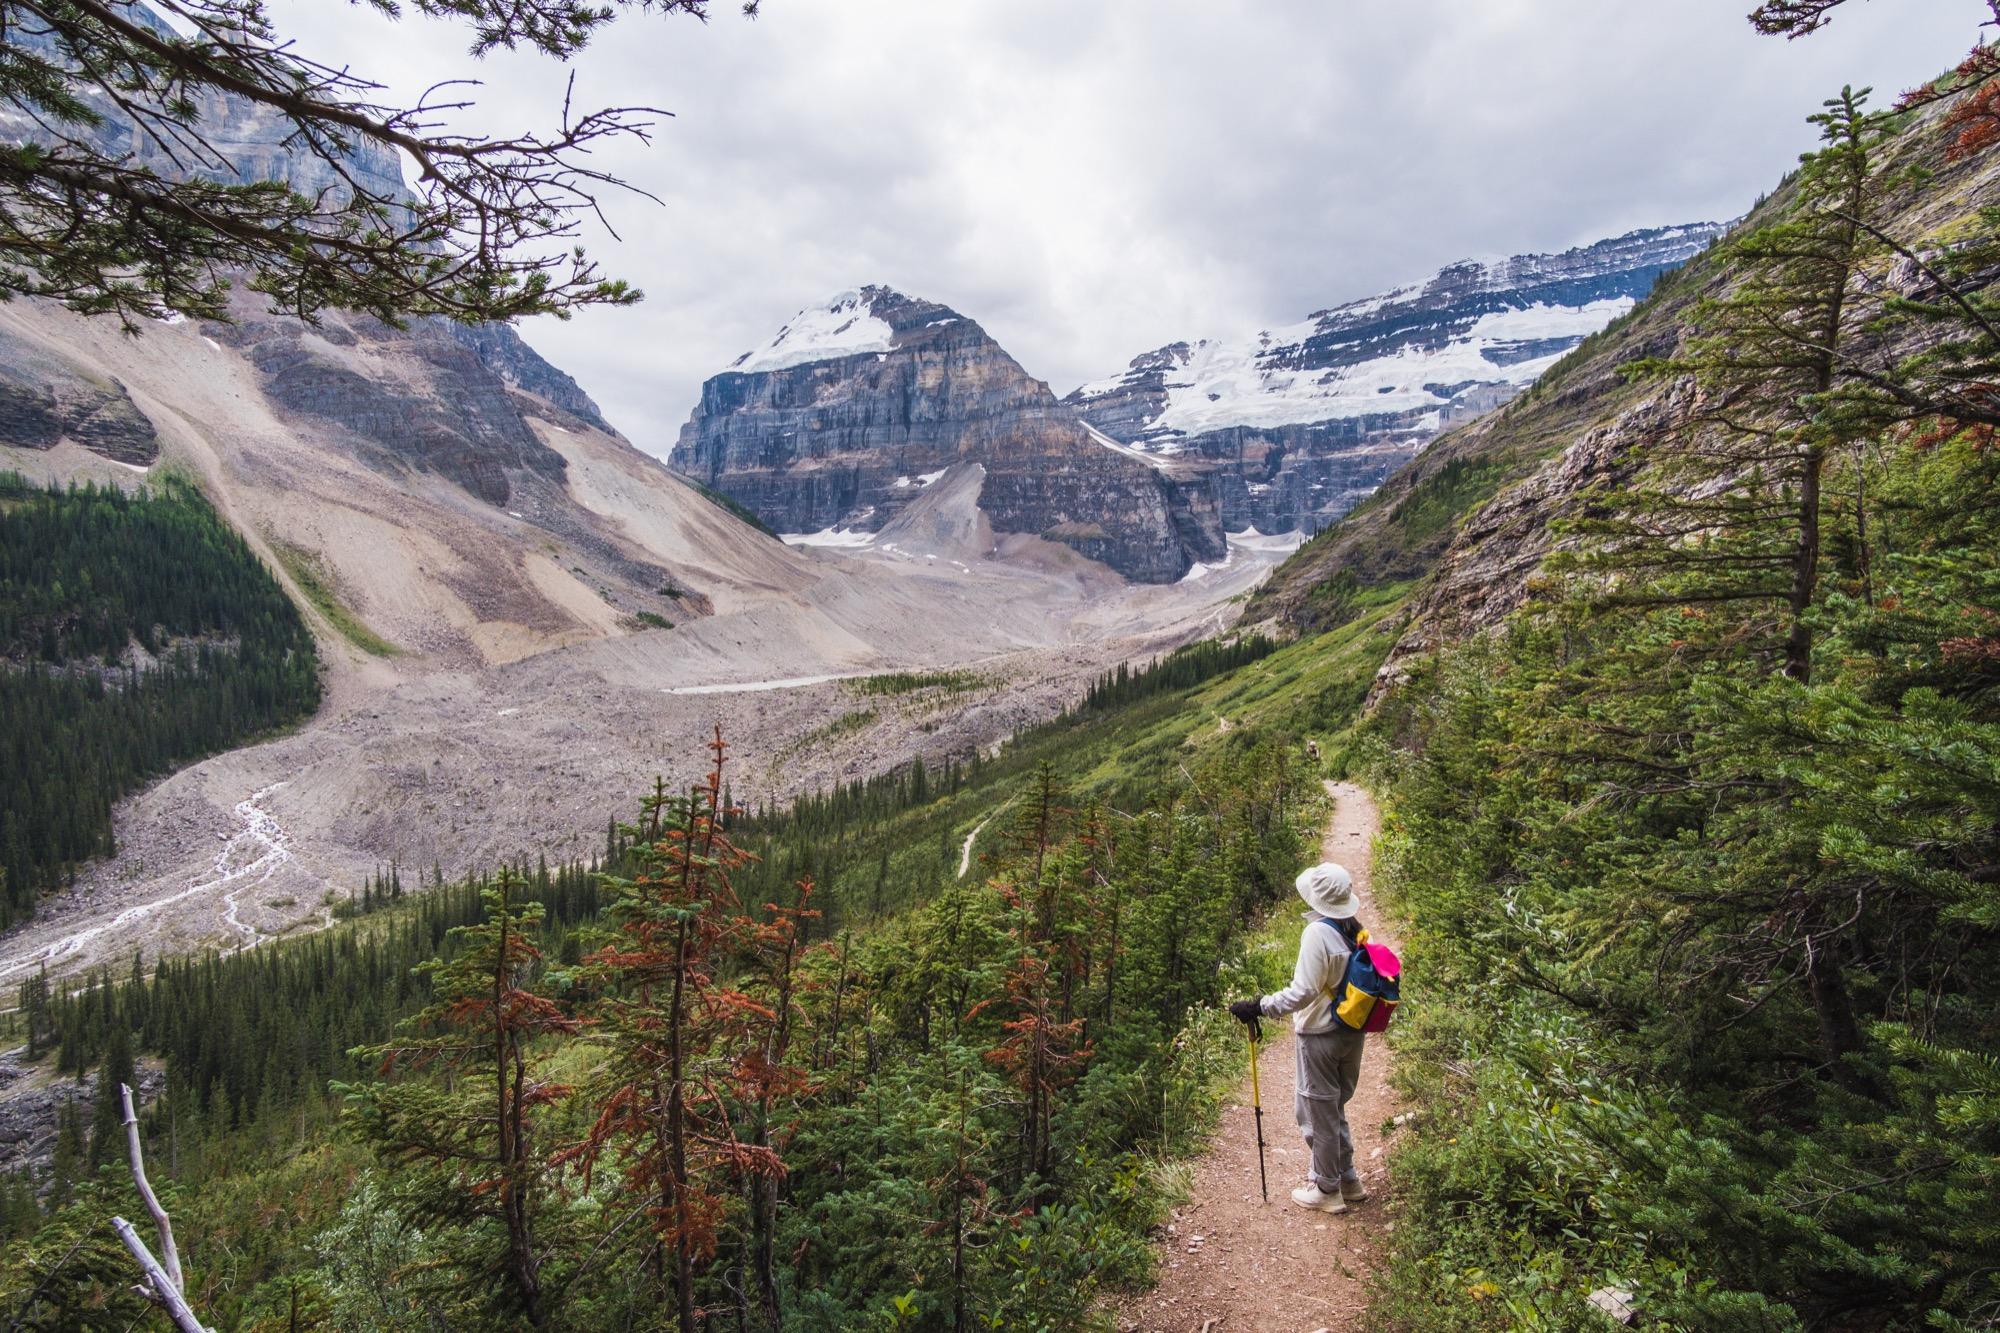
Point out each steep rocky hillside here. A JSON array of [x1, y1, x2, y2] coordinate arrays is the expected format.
[[0, 0, 624, 500], [670, 288, 1226, 582], [0, 290, 815, 672], [1251, 90, 2000, 686], [1070, 225, 1725, 536], [0, 324, 160, 465]]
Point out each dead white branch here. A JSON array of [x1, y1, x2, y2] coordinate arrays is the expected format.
[[115, 1082, 208, 1332], [119, 1082, 183, 1292], [110, 1217, 207, 1332]]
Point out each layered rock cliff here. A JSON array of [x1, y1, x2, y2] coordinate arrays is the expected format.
[[208, 299, 574, 508], [670, 288, 1225, 582], [0, 325, 159, 465], [1067, 224, 1728, 536]]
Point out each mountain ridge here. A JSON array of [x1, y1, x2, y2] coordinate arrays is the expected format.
[[1066, 222, 1729, 535]]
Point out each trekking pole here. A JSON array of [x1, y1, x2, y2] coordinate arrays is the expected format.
[[1247, 1013, 1269, 1202]]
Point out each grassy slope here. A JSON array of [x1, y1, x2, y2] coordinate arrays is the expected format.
[[826, 584, 1411, 911], [270, 537, 400, 657]]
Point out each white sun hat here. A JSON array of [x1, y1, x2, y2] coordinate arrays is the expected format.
[[1295, 861, 1358, 919]]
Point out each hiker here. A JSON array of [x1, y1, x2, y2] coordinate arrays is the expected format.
[[1229, 861, 1371, 1214]]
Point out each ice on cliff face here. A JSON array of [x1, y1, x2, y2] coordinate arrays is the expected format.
[[1139, 297, 1636, 437], [1069, 223, 1730, 447]]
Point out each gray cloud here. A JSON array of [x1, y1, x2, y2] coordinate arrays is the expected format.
[[269, 0, 1983, 456]]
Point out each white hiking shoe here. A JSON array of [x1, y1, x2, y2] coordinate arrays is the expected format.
[[1290, 1182, 1349, 1214], [1340, 1176, 1370, 1203]]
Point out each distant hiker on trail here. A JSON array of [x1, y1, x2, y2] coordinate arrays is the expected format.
[[1230, 861, 1396, 1214]]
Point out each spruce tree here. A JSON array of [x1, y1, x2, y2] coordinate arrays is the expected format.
[[1609, 86, 1889, 682], [564, 729, 779, 1333], [86, 1025, 134, 1168], [47, 1099, 85, 1207], [348, 867, 578, 1327], [1550, 88, 1900, 1069]]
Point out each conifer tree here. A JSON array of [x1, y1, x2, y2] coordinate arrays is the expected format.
[[86, 1024, 133, 1168], [973, 942, 1089, 1196], [563, 728, 781, 1333], [47, 1098, 85, 1208], [1540, 89, 1914, 1070], [738, 877, 816, 1327], [1611, 86, 1889, 682], [349, 867, 579, 1327], [19, 965, 50, 1060]]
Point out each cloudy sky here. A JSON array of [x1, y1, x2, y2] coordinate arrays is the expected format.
[[275, 0, 1983, 457]]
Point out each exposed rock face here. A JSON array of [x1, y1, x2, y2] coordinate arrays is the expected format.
[[1376, 387, 1685, 689], [444, 321, 614, 433], [0, 326, 158, 464], [0, 1046, 163, 1178], [1068, 224, 1729, 536], [208, 302, 571, 507], [671, 287, 1225, 582]]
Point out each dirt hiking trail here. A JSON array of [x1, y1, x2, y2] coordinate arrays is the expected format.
[[1122, 780, 1402, 1333]]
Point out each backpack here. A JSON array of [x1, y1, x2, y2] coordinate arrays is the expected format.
[[1317, 917, 1401, 1033]]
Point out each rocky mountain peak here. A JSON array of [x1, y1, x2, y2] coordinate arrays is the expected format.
[[672, 289, 1224, 582], [724, 286, 972, 376]]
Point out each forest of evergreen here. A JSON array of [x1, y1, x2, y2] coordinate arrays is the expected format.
[[3, 711, 1317, 1329], [0, 473, 321, 925]]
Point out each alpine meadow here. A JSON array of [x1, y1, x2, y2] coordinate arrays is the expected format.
[[0, 1, 1997, 1330]]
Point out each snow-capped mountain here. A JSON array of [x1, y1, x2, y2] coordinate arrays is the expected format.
[[671, 287, 1226, 583], [1066, 223, 1729, 534]]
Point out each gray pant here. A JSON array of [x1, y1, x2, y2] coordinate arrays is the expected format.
[[1295, 1027, 1366, 1189]]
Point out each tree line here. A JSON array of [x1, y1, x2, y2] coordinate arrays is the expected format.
[[1073, 633, 1278, 716], [0, 473, 321, 925]]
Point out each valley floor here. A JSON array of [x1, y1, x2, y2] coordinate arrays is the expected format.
[[0, 533, 1290, 990]]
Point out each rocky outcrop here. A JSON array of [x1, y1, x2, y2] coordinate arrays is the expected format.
[[0, 1046, 164, 1178], [0, 326, 158, 464], [1068, 224, 1729, 536], [444, 321, 614, 433], [208, 304, 571, 507], [1374, 386, 1684, 691], [671, 287, 1225, 582]]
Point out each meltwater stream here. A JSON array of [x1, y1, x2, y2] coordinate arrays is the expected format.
[[0, 782, 295, 985]]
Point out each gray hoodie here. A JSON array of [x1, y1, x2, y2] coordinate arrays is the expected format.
[[1258, 914, 1355, 1036]]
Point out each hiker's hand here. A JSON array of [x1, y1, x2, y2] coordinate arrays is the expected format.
[[1229, 998, 1262, 1023]]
